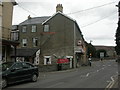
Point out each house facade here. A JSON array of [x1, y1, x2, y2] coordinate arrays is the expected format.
[[1, 0, 19, 63], [15, 4, 87, 71]]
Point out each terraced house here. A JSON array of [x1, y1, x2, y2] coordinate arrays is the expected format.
[[13, 4, 87, 71]]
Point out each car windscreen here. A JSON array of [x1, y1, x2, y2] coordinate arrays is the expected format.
[[2, 62, 13, 71]]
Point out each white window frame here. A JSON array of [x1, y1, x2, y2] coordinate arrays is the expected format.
[[66, 56, 73, 68], [44, 25, 49, 32], [31, 25, 37, 32], [44, 56, 51, 65], [32, 38, 38, 47], [22, 39, 27, 47], [22, 26, 27, 33]]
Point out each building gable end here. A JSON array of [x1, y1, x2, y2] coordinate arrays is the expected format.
[[42, 11, 76, 25]]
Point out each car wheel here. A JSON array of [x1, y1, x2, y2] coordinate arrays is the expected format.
[[2, 79, 7, 88], [32, 74, 37, 82]]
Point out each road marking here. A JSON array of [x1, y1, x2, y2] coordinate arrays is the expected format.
[[107, 81, 110, 83], [47, 82, 64, 88], [43, 74, 46, 78], [86, 73, 90, 77], [106, 76, 115, 89], [102, 68, 104, 70], [97, 70, 99, 72]]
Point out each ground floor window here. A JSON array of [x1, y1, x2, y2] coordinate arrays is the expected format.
[[66, 56, 73, 68], [44, 56, 51, 65]]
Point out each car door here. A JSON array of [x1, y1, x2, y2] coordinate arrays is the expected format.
[[7, 62, 25, 83], [21, 62, 34, 80]]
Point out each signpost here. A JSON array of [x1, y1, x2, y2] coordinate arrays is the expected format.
[[100, 52, 104, 61]]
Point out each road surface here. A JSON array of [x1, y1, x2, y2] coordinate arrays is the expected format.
[[5, 60, 118, 89]]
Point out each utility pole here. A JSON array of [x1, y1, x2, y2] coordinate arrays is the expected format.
[[116, 1, 120, 89]]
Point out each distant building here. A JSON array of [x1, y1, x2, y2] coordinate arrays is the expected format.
[[1, 0, 19, 62], [12, 4, 87, 71], [95, 45, 116, 59]]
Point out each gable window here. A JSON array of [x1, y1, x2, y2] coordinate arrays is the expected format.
[[33, 38, 38, 47], [22, 39, 27, 47], [44, 56, 51, 65], [32, 25, 37, 32], [22, 26, 27, 33], [44, 25, 49, 32]]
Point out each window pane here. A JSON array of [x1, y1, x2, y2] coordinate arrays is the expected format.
[[22, 26, 27, 32], [33, 38, 38, 47], [32, 25, 36, 32], [22, 39, 27, 47], [44, 56, 51, 65], [44, 25, 49, 32], [13, 63, 22, 69]]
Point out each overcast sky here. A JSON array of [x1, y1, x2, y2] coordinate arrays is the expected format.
[[12, 0, 119, 46]]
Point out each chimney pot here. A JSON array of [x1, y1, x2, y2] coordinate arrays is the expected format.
[[56, 4, 63, 13]]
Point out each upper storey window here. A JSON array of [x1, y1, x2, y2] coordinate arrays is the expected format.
[[31, 25, 37, 32], [22, 26, 27, 33], [44, 25, 49, 32]]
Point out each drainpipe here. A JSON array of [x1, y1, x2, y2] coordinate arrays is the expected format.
[[14, 46, 16, 62], [73, 22, 76, 68]]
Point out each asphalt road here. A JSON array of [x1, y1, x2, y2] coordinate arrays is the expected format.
[[5, 60, 118, 89]]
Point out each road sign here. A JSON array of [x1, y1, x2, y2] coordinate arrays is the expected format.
[[100, 52, 104, 58]]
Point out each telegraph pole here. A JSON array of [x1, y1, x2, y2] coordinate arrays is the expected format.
[[116, 1, 120, 89]]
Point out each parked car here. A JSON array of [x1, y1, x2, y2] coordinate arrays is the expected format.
[[1, 61, 39, 88]]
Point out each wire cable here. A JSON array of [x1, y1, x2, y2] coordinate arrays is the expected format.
[[81, 11, 117, 28], [16, 1, 37, 16], [67, 1, 116, 15]]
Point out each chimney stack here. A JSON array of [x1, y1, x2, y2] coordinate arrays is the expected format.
[[28, 15, 31, 19], [56, 4, 63, 13]]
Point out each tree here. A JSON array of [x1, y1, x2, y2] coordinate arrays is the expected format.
[[115, 1, 120, 55], [86, 42, 96, 58]]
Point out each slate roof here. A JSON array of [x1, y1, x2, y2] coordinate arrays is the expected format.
[[94, 46, 115, 51], [2, 39, 19, 46], [11, 48, 39, 57], [19, 16, 51, 25]]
